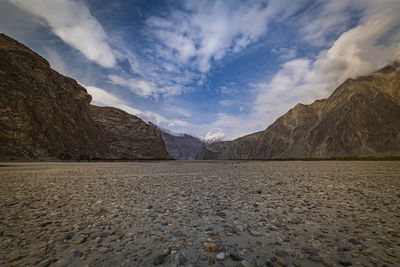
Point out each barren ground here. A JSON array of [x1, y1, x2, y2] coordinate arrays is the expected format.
[[0, 161, 399, 267]]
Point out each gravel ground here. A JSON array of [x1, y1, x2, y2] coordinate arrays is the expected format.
[[0, 161, 399, 267]]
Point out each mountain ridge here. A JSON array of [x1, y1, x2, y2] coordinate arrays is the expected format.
[[0, 33, 170, 160], [196, 62, 400, 159]]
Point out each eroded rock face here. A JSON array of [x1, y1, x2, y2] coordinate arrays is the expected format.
[[196, 63, 400, 159], [90, 106, 169, 159], [0, 34, 169, 160]]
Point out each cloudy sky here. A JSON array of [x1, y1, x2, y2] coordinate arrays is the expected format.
[[1, 0, 400, 140]]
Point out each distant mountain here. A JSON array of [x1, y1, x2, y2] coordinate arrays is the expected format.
[[150, 123, 206, 160], [0, 34, 169, 160], [196, 63, 400, 159]]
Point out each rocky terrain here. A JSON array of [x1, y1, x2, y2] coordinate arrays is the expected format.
[[196, 63, 400, 160], [0, 33, 169, 160], [1, 161, 399, 266], [151, 124, 206, 160]]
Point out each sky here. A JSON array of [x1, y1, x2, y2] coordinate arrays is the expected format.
[[1, 0, 400, 141]]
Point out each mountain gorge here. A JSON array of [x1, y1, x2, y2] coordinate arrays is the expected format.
[[150, 123, 206, 160], [196, 63, 400, 159], [0, 34, 169, 160]]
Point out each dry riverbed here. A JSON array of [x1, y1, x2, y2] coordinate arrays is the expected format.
[[0, 161, 399, 267]]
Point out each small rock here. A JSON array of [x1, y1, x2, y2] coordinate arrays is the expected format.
[[175, 253, 187, 265], [249, 229, 260, 237], [162, 248, 171, 257], [240, 259, 255, 267], [265, 261, 274, 267], [153, 255, 164, 265], [72, 249, 83, 257], [144, 249, 152, 256], [72, 236, 87, 245], [296, 252, 304, 260], [230, 253, 242, 261], [204, 242, 219, 252], [54, 258, 72, 267], [276, 250, 289, 257], [199, 254, 208, 261], [256, 189, 262, 194], [309, 255, 323, 262], [276, 257, 287, 266], [216, 252, 225, 260], [37, 260, 51, 267], [339, 260, 352, 266], [39, 221, 52, 227], [235, 225, 244, 232], [94, 237, 102, 243], [348, 239, 360, 245]]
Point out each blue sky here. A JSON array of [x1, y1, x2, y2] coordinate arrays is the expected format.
[[1, 0, 400, 140]]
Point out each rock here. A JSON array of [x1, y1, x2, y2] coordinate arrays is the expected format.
[[276, 257, 287, 267], [162, 248, 171, 257], [240, 259, 255, 267], [175, 253, 187, 265], [94, 237, 102, 243], [235, 225, 244, 232], [216, 252, 225, 260], [276, 250, 289, 257], [249, 229, 261, 237], [153, 255, 164, 265], [54, 258, 72, 267], [204, 242, 219, 252], [199, 254, 208, 261], [296, 252, 304, 260], [256, 189, 262, 194], [37, 260, 51, 267], [230, 253, 242, 261], [339, 260, 352, 266], [72, 236, 87, 244], [309, 255, 323, 262], [144, 250, 152, 256], [265, 261, 274, 267]]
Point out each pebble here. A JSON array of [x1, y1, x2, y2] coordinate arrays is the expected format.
[[276, 257, 287, 267], [204, 242, 219, 252], [216, 252, 225, 260], [153, 255, 164, 265], [175, 253, 187, 265], [0, 161, 398, 267]]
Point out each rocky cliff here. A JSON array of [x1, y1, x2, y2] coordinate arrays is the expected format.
[[0, 34, 169, 160], [196, 63, 400, 159]]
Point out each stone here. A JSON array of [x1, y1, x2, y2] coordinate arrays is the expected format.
[[276, 257, 287, 267], [339, 260, 352, 266], [216, 252, 225, 260], [276, 250, 289, 257], [175, 253, 187, 265], [249, 229, 260, 237], [230, 253, 242, 261], [153, 255, 164, 265], [296, 252, 304, 260], [72, 236, 87, 245], [54, 258, 72, 267], [204, 242, 219, 252]]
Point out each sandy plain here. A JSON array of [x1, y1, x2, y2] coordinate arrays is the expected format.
[[0, 161, 399, 267]]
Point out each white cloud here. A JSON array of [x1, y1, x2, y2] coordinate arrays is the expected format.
[[271, 47, 297, 60], [43, 47, 67, 74], [85, 85, 169, 125], [206, 6, 400, 140], [219, 99, 233, 106], [146, 0, 305, 73], [204, 131, 226, 142], [9, 0, 116, 68]]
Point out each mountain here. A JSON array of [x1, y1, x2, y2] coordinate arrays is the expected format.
[[196, 63, 400, 159], [0, 33, 169, 160], [149, 123, 206, 160]]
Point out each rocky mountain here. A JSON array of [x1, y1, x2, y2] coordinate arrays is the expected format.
[[150, 123, 206, 160], [196, 63, 400, 159], [0, 33, 169, 160]]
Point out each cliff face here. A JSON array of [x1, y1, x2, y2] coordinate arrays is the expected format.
[[196, 63, 400, 159], [0, 34, 169, 160], [90, 106, 169, 159]]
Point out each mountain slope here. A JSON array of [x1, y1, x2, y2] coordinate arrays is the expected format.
[[196, 63, 400, 159], [0, 33, 169, 160], [149, 123, 206, 160]]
